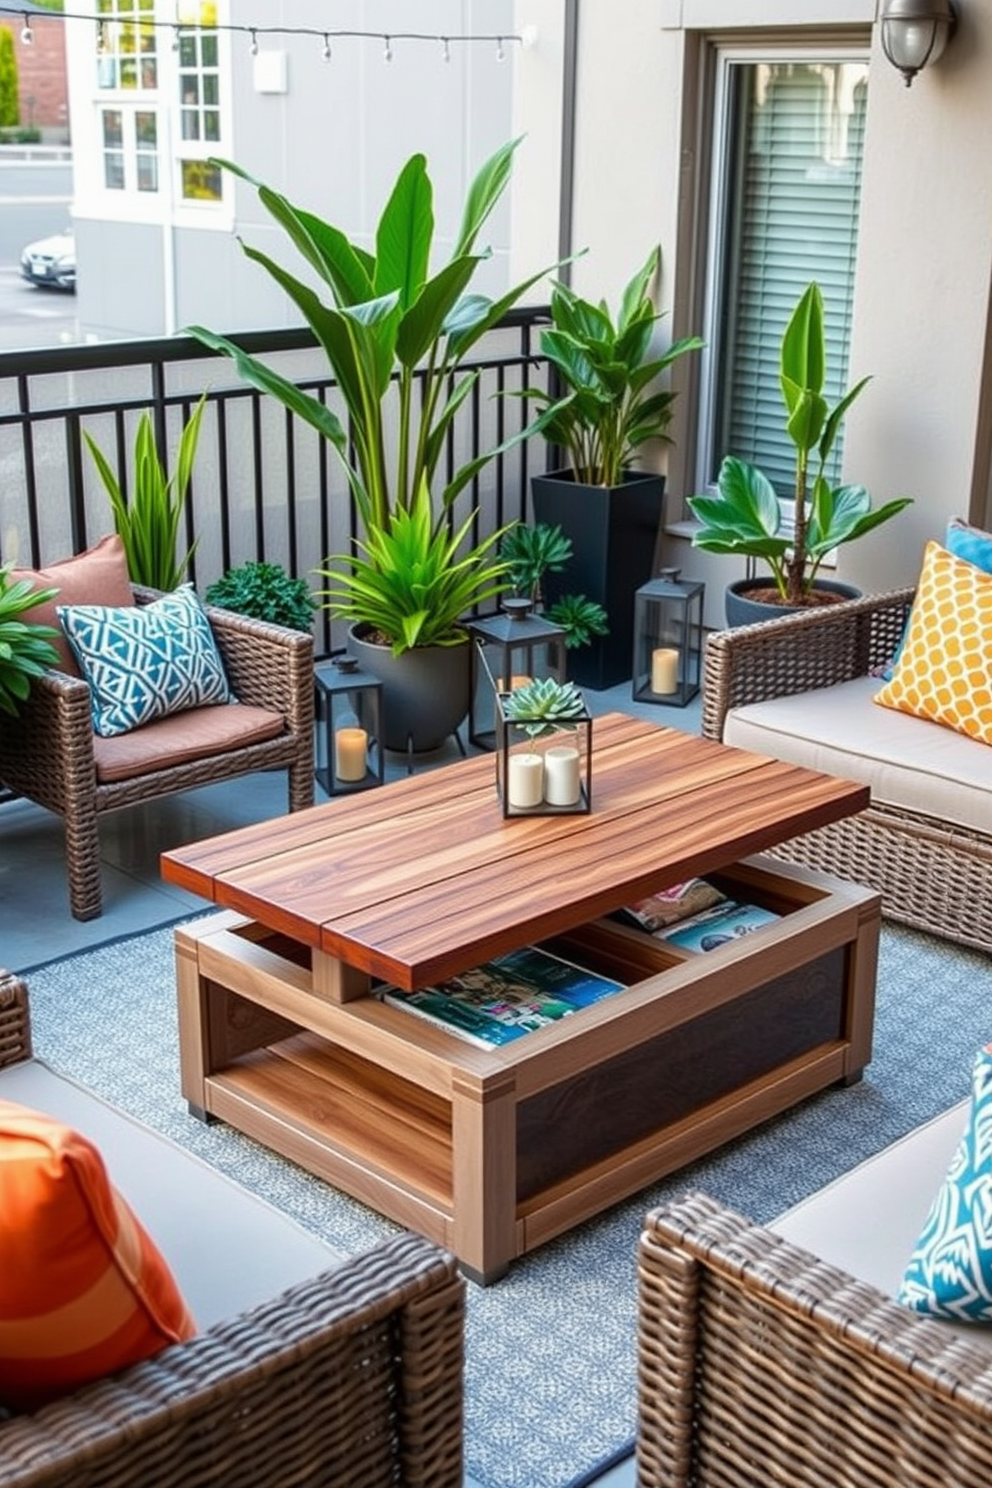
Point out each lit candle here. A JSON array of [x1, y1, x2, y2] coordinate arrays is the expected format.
[[507, 751, 544, 808], [543, 745, 581, 806], [334, 726, 368, 782], [497, 674, 532, 692], [651, 647, 679, 695]]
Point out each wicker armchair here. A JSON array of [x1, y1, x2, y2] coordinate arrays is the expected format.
[[637, 1191, 992, 1488], [0, 969, 466, 1488], [701, 586, 992, 954], [0, 589, 315, 921]]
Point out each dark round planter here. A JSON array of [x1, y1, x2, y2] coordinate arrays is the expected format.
[[724, 577, 862, 628], [348, 626, 470, 753]]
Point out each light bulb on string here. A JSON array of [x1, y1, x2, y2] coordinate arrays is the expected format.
[[20, 15, 33, 45], [172, 25, 181, 52], [321, 33, 331, 62], [383, 35, 392, 63], [495, 36, 505, 62], [248, 28, 258, 57], [95, 20, 106, 55], [441, 36, 450, 63]]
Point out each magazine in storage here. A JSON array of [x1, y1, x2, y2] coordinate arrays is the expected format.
[[377, 944, 626, 1049]]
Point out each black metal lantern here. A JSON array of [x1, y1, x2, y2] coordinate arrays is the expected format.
[[493, 678, 592, 818], [632, 569, 704, 708], [466, 601, 567, 751], [314, 656, 385, 796]]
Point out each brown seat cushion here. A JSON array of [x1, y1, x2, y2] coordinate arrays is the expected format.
[[93, 703, 285, 783], [12, 535, 134, 677]]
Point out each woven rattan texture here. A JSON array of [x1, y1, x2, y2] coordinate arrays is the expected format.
[[0, 592, 315, 920], [701, 587, 992, 954], [0, 970, 466, 1488], [638, 1193, 992, 1488]]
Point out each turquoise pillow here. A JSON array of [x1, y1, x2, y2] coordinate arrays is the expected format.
[[898, 1044, 992, 1322], [59, 584, 232, 737], [880, 517, 992, 680]]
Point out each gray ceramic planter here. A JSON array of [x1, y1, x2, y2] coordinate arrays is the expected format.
[[348, 626, 470, 753], [724, 576, 862, 628]]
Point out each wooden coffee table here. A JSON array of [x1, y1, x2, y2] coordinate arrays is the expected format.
[[162, 713, 879, 1282]]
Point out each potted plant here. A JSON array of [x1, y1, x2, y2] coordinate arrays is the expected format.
[[0, 566, 60, 717], [498, 521, 609, 657], [205, 560, 316, 634], [187, 139, 559, 751], [84, 396, 206, 591], [687, 282, 912, 625], [518, 246, 704, 689]]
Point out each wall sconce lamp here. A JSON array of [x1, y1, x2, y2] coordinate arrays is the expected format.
[[880, 0, 957, 87]]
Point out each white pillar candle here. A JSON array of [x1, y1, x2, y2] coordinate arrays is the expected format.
[[507, 751, 544, 808], [651, 647, 679, 695], [335, 726, 368, 782], [543, 745, 581, 806]]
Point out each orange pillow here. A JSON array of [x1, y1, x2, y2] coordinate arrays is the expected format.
[[11, 534, 134, 677], [0, 1099, 196, 1411]]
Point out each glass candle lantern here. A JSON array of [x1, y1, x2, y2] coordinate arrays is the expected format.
[[314, 656, 385, 796], [494, 690, 592, 818], [632, 569, 704, 708], [466, 602, 567, 751]]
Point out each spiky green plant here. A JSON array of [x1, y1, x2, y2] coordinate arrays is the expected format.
[[0, 566, 60, 717], [84, 396, 206, 591], [502, 676, 587, 740], [317, 477, 510, 655], [499, 522, 572, 603], [545, 593, 609, 650]]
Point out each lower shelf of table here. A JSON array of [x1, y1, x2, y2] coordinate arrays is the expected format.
[[175, 854, 880, 1283]]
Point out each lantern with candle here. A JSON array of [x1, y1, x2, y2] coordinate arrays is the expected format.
[[496, 676, 592, 817], [631, 568, 704, 708], [466, 599, 568, 751], [313, 655, 384, 796]]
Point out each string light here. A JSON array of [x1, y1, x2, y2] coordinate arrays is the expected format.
[[0, 5, 526, 61], [321, 33, 331, 63]]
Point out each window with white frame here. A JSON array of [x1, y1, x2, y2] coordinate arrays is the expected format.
[[696, 48, 869, 501], [176, 3, 223, 201], [96, 0, 158, 91]]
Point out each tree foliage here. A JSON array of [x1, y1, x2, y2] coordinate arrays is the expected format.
[[0, 29, 19, 130]]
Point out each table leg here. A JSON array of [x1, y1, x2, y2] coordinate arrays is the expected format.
[[451, 1070, 518, 1284]]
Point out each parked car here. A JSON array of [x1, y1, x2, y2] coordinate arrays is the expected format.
[[20, 228, 76, 292]]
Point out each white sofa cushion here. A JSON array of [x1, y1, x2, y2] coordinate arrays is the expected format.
[[724, 675, 992, 836], [0, 1059, 344, 1329]]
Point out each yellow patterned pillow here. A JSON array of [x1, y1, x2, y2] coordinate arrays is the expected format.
[[874, 540, 992, 744]]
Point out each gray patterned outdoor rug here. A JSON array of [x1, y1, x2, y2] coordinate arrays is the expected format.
[[22, 919, 992, 1488]]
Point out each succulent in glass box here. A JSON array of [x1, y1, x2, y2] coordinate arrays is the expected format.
[[497, 677, 592, 816]]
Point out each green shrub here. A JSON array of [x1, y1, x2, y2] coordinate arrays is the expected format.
[[206, 561, 316, 633], [0, 30, 18, 130]]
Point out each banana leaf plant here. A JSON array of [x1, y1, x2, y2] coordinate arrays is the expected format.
[[688, 283, 912, 605], [187, 140, 564, 650]]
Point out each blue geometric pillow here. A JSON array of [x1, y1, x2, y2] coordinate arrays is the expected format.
[[898, 1044, 992, 1322], [58, 584, 232, 738]]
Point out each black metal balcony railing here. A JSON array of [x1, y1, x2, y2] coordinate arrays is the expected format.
[[0, 308, 553, 658]]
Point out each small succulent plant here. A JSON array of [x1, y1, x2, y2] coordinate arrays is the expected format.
[[501, 676, 587, 740]]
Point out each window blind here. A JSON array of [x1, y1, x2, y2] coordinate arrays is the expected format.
[[715, 60, 868, 499]]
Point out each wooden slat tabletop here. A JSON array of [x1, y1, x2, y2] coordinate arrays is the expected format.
[[162, 713, 869, 988]]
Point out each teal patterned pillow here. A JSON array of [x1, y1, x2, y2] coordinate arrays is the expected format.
[[898, 1044, 992, 1322], [59, 584, 232, 737]]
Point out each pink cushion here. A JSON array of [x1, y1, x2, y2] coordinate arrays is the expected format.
[[12, 536, 134, 677], [92, 703, 285, 783]]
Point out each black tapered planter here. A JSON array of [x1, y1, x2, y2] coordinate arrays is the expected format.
[[531, 468, 665, 690]]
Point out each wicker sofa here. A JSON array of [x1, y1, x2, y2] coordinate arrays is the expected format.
[[637, 1110, 992, 1488], [701, 586, 992, 954], [0, 969, 465, 1488]]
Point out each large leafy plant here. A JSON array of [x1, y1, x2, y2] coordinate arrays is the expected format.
[[187, 140, 560, 649], [517, 247, 703, 486], [0, 566, 60, 717], [205, 561, 316, 633], [688, 283, 911, 605], [84, 396, 205, 590]]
